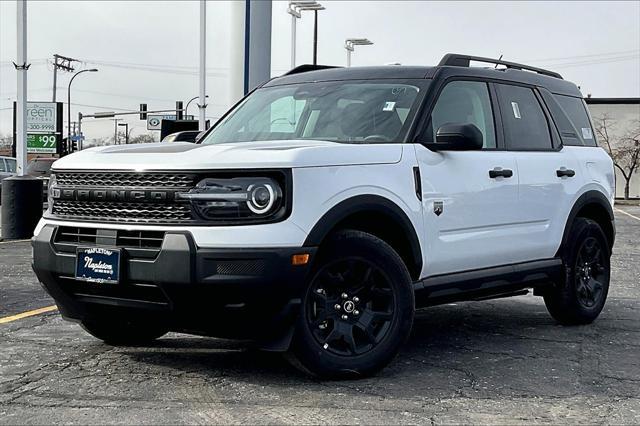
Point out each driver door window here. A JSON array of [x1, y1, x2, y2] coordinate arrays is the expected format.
[[429, 81, 496, 149]]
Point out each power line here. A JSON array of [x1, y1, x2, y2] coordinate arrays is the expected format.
[[524, 49, 640, 64]]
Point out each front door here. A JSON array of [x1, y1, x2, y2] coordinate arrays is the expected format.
[[414, 80, 520, 277]]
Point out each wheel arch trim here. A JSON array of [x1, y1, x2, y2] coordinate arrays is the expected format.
[[557, 190, 615, 256], [303, 194, 423, 278]]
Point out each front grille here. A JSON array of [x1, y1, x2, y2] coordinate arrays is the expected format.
[[54, 227, 166, 259], [51, 171, 196, 223], [215, 260, 267, 276], [55, 172, 195, 188], [52, 200, 192, 223], [55, 226, 165, 249]]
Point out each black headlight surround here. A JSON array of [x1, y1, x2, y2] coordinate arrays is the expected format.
[[184, 169, 293, 225], [181, 172, 289, 224]]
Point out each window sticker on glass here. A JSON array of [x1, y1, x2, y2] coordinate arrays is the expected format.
[[581, 127, 593, 139], [383, 101, 396, 112], [511, 102, 522, 119]]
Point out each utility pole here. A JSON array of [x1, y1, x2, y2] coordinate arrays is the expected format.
[[198, 0, 207, 131], [113, 118, 121, 144], [2, 0, 43, 240], [77, 112, 83, 150], [51, 54, 77, 102]]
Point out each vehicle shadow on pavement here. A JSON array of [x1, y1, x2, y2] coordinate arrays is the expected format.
[[118, 294, 639, 397]]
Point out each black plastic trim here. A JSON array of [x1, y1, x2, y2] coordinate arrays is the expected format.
[[414, 258, 562, 308], [303, 195, 423, 278], [557, 191, 615, 254]]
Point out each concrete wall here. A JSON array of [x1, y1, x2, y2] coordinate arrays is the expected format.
[[586, 101, 640, 199]]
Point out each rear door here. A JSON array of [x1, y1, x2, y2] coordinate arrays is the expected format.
[[414, 80, 520, 276], [494, 83, 582, 260]]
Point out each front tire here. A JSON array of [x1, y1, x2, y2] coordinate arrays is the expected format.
[[291, 230, 415, 378], [81, 318, 167, 346], [544, 217, 611, 325]]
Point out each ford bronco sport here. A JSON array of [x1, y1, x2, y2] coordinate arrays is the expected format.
[[32, 54, 615, 378]]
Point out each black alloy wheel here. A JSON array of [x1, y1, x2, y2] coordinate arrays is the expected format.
[[291, 230, 414, 378], [307, 257, 395, 356], [574, 236, 608, 309]]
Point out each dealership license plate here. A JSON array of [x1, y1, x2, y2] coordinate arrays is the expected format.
[[75, 247, 121, 284]]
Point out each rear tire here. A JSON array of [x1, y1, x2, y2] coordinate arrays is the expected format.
[[290, 230, 415, 379], [81, 318, 167, 346], [544, 217, 611, 325]]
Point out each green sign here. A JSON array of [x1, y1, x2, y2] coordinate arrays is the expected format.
[[27, 133, 58, 153]]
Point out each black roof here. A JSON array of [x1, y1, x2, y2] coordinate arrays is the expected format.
[[264, 53, 582, 98]]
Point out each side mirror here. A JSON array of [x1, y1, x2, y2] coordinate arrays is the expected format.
[[424, 123, 483, 151]]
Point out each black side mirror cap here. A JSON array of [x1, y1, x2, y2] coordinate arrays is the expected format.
[[423, 123, 484, 151]]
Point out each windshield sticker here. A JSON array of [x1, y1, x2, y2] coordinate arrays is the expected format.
[[581, 127, 593, 139], [383, 101, 396, 112], [511, 102, 521, 119]]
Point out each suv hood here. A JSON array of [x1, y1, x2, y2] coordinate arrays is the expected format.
[[52, 140, 403, 170]]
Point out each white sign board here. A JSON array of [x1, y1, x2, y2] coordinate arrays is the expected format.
[[26, 102, 57, 132]]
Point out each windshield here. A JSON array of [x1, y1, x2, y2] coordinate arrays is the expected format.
[[201, 79, 427, 145]]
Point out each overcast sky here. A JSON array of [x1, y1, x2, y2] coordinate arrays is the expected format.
[[1, 0, 639, 140]]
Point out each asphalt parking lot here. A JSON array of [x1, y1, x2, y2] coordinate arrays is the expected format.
[[1, 206, 639, 425]]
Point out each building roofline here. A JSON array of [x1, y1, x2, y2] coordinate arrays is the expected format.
[[585, 98, 640, 105]]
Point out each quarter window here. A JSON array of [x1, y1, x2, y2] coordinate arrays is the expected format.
[[554, 95, 597, 147], [496, 84, 552, 150], [429, 81, 496, 148]]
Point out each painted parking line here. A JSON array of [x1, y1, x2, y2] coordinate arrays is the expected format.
[[0, 239, 31, 245], [0, 305, 57, 325], [615, 207, 640, 222]]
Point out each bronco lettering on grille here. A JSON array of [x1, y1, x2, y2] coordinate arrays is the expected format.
[[54, 189, 174, 202]]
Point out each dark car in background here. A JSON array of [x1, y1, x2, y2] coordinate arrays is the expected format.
[[161, 130, 202, 143], [27, 157, 56, 201]]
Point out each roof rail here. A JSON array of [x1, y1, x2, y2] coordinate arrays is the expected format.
[[438, 53, 563, 80], [283, 64, 341, 76]]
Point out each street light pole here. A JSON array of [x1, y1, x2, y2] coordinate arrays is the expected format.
[[344, 38, 373, 67], [15, 0, 28, 176], [288, 1, 324, 69], [186, 94, 208, 118], [67, 68, 97, 153], [198, 0, 207, 131]]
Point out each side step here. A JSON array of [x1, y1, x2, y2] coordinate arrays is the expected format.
[[414, 258, 562, 308]]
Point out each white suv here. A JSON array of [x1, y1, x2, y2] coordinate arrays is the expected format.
[[32, 54, 615, 378]]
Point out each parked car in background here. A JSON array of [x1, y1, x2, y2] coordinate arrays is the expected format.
[[161, 130, 202, 143], [27, 157, 56, 201], [0, 156, 17, 201]]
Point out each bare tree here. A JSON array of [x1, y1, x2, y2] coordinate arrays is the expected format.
[[129, 134, 156, 144], [593, 114, 640, 200]]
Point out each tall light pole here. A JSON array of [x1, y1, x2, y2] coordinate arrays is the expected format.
[[345, 38, 373, 67], [288, 1, 324, 68], [67, 68, 97, 153], [186, 94, 208, 118], [15, 0, 28, 176], [198, 0, 207, 131]]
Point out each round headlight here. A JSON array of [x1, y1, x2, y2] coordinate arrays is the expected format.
[[247, 183, 275, 214]]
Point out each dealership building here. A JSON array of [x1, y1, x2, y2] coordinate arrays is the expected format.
[[586, 97, 640, 199]]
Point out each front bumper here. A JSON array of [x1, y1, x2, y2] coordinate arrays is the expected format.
[[32, 224, 316, 341]]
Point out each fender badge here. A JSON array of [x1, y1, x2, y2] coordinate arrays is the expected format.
[[433, 201, 444, 216]]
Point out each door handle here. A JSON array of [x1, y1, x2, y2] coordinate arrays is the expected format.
[[489, 168, 513, 178], [556, 168, 576, 178]]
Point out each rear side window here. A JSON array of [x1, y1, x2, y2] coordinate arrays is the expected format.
[[496, 84, 552, 150], [554, 95, 597, 147]]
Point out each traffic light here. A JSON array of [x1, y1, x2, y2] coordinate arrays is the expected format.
[[139, 103, 147, 120], [176, 101, 184, 120]]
